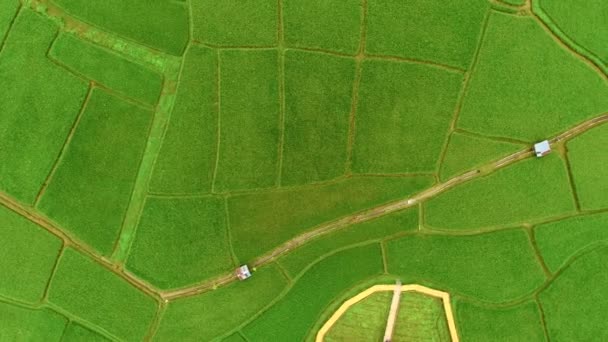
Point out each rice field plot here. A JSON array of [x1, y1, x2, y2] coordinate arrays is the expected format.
[[392, 292, 451, 342], [148, 45, 217, 194], [49, 33, 163, 105], [457, 11, 608, 142], [281, 50, 356, 185], [425, 154, 575, 230], [278, 207, 418, 278], [323, 291, 391, 341], [50, 0, 189, 55], [37, 88, 153, 256], [0, 205, 62, 304], [365, 0, 489, 70], [47, 248, 158, 341], [155, 265, 287, 342], [62, 322, 110, 342], [386, 229, 546, 302], [191, 0, 277, 47], [454, 299, 546, 341], [0, 9, 87, 204], [242, 244, 384, 341], [0, 0, 19, 40], [214, 49, 280, 192], [566, 123, 608, 210], [352, 59, 463, 174], [536, 0, 608, 65], [0, 303, 67, 341], [539, 245, 608, 341], [229, 175, 433, 262], [126, 196, 234, 290], [283, 0, 361, 54], [439, 132, 523, 181], [535, 212, 608, 273]]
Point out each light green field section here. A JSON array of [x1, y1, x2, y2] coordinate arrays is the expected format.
[[62, 322, 110, 342], [535, 212, 608, 273], [0, 205, 62, 304], [537, 0, 608, 64], [425, 154, 575, 230], [149, 45, 217, 194], [38, 88, 153, 256], [457, 11, 608, 141], [155, 265, 288, 342], [126, 196, 233, 289], [567, 123, 608, 210], [242, 244, 384, 341], [540, 246, 608, 341], [393, 292, 451, 342], [500, 0, 526, 5], [47, 248, 157, 341], [386, 229, 546, 302], [352, 60, 463, 174], [0, 0, 19, 40], [283, 0, 361, 54], [191, 0, 277, 46], [365, 0, 489, 70], [439, 132, 523, 181], [279, 207, 418, 278], [0, 9, 87, 204], [454, 299, 546, 341], [324, 291, 391, 342], [49, 33, 163, 105], [0, 303, 67, 341], [229, 175, 433, 262], [281, 50, 356, 185], [215, 49, 280, 192], [50, 0, 189, 55]]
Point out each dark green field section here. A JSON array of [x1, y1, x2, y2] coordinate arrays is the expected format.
[[191, 0, 277, 47], [229, 175, 433, 262], [539, 245, 608, 341], [0, 206, 62, 304], [156, 265, 287, 341], [49, 33, 163, 105], [567, 123, 608, 210], [283, 0, 361, 54], [63, 322, 111, 342], [0, 0, 18, 40], [537, 0, 607, 65], [0, 9, 87, 204], [386, 229, 546, 302], [535, 212, 608, 273], [38, 88, 153, 256], [215, 49, 280, 192], [126, 196, 233, 289], [352, 60, 463, 174], [457, 11, 608, 141], [365, 0, 489, 70], [50, 0, 189, 55], [323, 291, 391, 342], [242, 244, 384, 341], [439, 132, 523, 180], [281, 50, 356, 185], [279, 207, 418, 278], [47, 248, 157, 341], [0, 303, 67, 341], [149, 45, 217, 194], [454, 299, 546, 341], [425, 154, 575, 230]]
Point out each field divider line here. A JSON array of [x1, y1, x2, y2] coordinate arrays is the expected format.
[[0, 191, 162, 300], [0, 3, 21, 55], [315, 284, 459, 342], [161, 112, 608, 300]]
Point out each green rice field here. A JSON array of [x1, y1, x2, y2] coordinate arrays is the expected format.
[[0, 0, 607, 340]]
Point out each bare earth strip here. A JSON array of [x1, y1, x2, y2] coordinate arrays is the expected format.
[[0, 114, 606, 302], [315, 284, 459, 342]]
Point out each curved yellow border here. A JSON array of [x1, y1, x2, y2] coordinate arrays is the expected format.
[[315, 284, 459, 342]]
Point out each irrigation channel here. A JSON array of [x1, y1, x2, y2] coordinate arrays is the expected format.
[[1, 113, 607, 301]]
